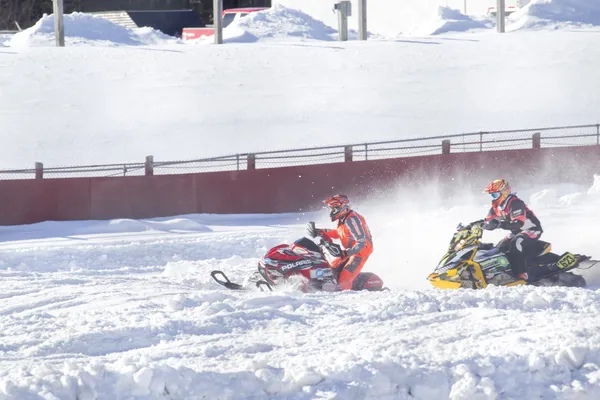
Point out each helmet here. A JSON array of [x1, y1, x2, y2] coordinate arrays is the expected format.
[[323, 194, 350, 222], [484, 179, 511, 207]]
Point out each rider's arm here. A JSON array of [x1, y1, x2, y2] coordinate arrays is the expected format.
[[485, 207, 496, 221], [500, 198, 526, 230], [345, 216, 369, 256], [320, 229, 340, 240]]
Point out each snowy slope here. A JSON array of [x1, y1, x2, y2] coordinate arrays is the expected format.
[[274, 0, 468, 36], [8, 13, 180, 47], [509, 0, 600, 30], [1, 180, 600, 399], [2, 25, 600, 169]]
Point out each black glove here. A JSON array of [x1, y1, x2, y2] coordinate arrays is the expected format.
[[307, 222, 320, 238], [483, 219, 501, 231], [500, 219, 523, 231]]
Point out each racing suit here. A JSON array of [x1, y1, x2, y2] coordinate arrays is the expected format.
[[320, 210, 373, 290], [485, 194, 543, 277]]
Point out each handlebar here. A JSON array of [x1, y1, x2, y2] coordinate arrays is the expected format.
[[458, 219, 485, 231], [308, 221, 343, 257]]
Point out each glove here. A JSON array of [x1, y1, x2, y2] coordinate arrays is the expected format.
[[307, 222, 321, 238], [483, 218, 501, 231], [324, 241, 345, 258]]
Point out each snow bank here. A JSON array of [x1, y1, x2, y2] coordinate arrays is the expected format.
[[274, 0, 449, 37], [192, 5, 337, 43], [0, 34, 13, 47], [8, 12, 180, 47], [413, 6, 493, 35], [509, 0, 600, 30]]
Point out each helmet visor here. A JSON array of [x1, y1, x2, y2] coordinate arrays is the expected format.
[[490, 192, 502, 199]]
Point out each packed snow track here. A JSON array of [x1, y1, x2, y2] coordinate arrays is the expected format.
[[1, 182, 600, 399]]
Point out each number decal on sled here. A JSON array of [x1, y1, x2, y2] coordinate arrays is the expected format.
[[557, 253, 578, 270]]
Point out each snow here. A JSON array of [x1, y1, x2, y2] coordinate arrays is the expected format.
[[508, 0, 600, 31], [7, 13, 180, 47], [1, 179, 600, 399], [275, 0, 454, 37], [2, 9, 600, 169], [413, 7, 494, 36], [218, 5, 338, 43], [2, 2, 600, 397]]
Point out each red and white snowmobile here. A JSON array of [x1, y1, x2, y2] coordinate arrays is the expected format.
[[211, 231, 385, 293]]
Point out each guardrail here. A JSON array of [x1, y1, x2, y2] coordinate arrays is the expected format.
[[1, 123, 599, 180]]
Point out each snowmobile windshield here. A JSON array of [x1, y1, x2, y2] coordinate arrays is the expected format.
[[435, 222, 484, 272], [293, 237, 322, 253]]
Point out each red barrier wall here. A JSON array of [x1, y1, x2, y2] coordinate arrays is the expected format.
[[0, 178, 91, 225], [1, 146, 599, 226]]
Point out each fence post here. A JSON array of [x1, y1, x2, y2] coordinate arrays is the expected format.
[[247, 154, 256, 170], [344, 146, 353, 162], [236, 154, 240, 170], [596, 124, 599, 145], [442, 140, 451, 154], [213, 0, 223, 44], [35, 162, 43, 179], [532, 132, 541, 149], [53, 0, 65, 47], [145, 155, 154, 176]]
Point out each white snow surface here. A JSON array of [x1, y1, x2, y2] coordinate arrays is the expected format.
[[274, 0, 600, 35], [2, 13, 600, 168], [7, 13, 180, 47], [218, 5, 338, 43], [413, 7, 494, 36], [1, 178, 600, 399], [508, 0, 600, 31]]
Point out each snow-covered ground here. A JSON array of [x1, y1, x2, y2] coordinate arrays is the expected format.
[[1, 179, 600, 399], [1, 3, 600, 169], [2, 1, 600, 398]]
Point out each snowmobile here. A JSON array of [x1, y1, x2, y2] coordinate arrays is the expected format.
[[427, 219, 597, 289], [211, 226, 385, 293]]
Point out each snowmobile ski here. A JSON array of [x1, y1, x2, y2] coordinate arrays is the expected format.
[[211, 270, 246, 291], [210, 270, 273, 292]]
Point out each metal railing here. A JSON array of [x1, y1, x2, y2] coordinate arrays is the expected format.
[[1, 123, 599, 180]]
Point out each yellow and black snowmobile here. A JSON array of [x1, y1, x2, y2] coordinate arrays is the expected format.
[[427, 220, 596, 289]]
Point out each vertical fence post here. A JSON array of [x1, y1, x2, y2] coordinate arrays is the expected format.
[[145, 155, 154, 176], [442, 140, 451, 154], [497, 0, 505, 33], [364, 144, 368, 160], [358, 0, 367, 40], [123, 165, 127, 176], [596, 124, 599, 145], [247, 154, 256, 170], [53, 0, 65, 47], [480, 132, 483, 152], [532, 132, 541, 149], [213, 0, 223, 44], [35, 162, 44, 179], [344, 146, 353, 162], [236, 154, 240, 170]]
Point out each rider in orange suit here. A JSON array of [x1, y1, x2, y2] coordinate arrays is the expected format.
[[308, 194, 373, 290]]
